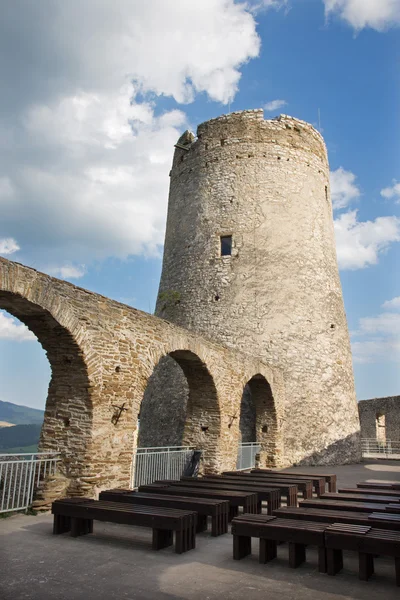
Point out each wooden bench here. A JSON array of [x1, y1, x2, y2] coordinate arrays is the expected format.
[[320, 491, 400, 505], [273, 506, 400, 531], [99, 489, 229, 536], [179, 477, 281, 514], [357, 480, 400, 491], [231, 514, 328, 572], [386, 504, 400, 514], [223, 471, 313, 500], [139, 483, 258, 519], [325, 523, 400, 585], [299, 498, 397, 513], [205, 474, 298, 506], [52, 497, 197, 554], [250, 469, 327, 496], [339, 487, 400, 498]]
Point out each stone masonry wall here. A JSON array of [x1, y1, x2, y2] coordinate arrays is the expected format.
[[359, 397, 400, 441], [156, 109, 361, 465], [0, 256, 286, 503]]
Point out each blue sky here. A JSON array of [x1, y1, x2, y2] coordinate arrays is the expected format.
[[0, 0, 399, 409]]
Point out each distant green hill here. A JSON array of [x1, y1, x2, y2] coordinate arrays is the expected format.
[[0, 424, 42, 452], [0, 400, 44, 426]]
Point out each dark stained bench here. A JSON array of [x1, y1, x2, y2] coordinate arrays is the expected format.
[[223, 471, 313, 500], [339, 487, 400, 498], [250, 469, 327, 496], [139, 483, 258, 519], [320, 491, 400, 505], [52, 497, 197, 554], [357, 480, 400, 491], [273, 506, 400, 531], [325, 523, 400, 585], [231, 514, 328, 572], [386, 504, 400, 513], [299, 498, 398, 514], [205, 474, 298, 506], [99, 489, 229, 536], [179, 477, 281, 514]]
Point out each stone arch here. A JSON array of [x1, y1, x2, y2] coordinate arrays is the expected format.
[[137, 349, 221, 473], [240, 373, 278, 468], [0, 290, 93, 495]]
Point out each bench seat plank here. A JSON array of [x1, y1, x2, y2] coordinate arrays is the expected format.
[[299, 499, 397, 513], [320, 492, 400, 504]]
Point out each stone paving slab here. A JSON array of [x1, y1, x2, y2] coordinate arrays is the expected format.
[[1, 460, 399, 600]]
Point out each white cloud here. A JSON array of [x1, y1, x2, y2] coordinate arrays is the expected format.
[[264, 99, 288, 112], [0, 238, 20, 256], [0, 1, 262, 270], [382, 296, 400, 310], [0, 311, 36, 342], [351, 301, 400, 364], [47, 265, 86, 280], [330, 167, 360, 210], [324, 0, 400, 31], [0, 177, 14, 198], [334, 210, 400, 270], [381, 180, 400, 202]]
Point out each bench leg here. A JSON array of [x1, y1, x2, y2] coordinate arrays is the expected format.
[[233, 535, 251, 560], [196, 514, 208, 533], [318, 546, 327, 573], [53, 514, 71, 535], [289, 543, 306, 568], [70, 517, 87, 538], [257, 500, 263, 514], [259, 538, 277, 564], [229, 506, 239, 521], [152, 528, 173, 551], [327, 548, 343, 576], [395, 557, 400, 587], [359, 553, 374, 581]]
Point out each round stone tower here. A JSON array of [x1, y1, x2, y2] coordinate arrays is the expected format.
[[155, 109, 360, 465]]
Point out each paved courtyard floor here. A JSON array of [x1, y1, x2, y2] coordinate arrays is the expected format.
[[1, 460, 400, 600]]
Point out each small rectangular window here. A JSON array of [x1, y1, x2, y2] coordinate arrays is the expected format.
[[220, 235, 232, 256]]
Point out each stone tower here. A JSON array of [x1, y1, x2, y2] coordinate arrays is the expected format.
[[151, 109, 360, 465]]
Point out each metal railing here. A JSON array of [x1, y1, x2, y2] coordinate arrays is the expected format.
[[0, 452, 60, 514], [361, 438, 400, 459], [130, 446, 196, 489], [236, 442, 261, 471]]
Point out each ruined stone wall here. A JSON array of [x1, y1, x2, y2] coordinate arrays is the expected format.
[[359, 396, 400, 440], [156, 109, 360, 465], [0, 257, 286, 502]]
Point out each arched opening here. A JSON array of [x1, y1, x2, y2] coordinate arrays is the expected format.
[[239, 374, 277, 468], [0, 291, 92, 494], [138, 350, 221, 472]]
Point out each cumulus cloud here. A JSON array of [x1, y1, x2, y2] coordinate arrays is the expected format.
[[381, 180, 400, 202], [330, 167, 360, 210], [264, 99, 288, 112], [324, 0, 400, 31], [0, 238, 20, 256], [351, 300, 400, 363], [47, 265, 86, 280], [0, 311, 36, 342], [0, 1, 262, 270], [334, 210, 400, 270], [382, 296, 400, 310]]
